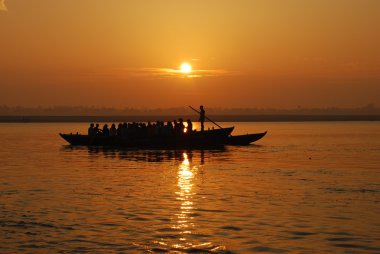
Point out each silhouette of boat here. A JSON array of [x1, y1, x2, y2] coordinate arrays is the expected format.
[[60, 127, 234, 149], [226, 131, 267, 145]]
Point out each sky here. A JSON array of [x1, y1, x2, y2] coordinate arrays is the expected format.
[[0, 0, 379, 108]]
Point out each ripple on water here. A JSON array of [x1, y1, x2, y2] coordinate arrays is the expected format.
[[2, 220, 56, 229], [220, 226, 242, 231], [322, 187, 379, 194], [247, 246, 286, 253], [322, 231, 380, 252], [156, 227, 178, 233], [333, 243, 380, 252], [148, 242, 232, 254], [132, 216, 150, 221], [328, 216, 352, 220], [326, 237, 361, 242], [195, 208, 228, 213], [286, 231, 318, 236], [0, 190, 19, 195]]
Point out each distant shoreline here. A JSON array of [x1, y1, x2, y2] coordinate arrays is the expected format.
[[0, 115, 379, 123]]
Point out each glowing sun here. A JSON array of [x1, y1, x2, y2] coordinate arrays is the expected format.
[[180, 63, 192, 74]]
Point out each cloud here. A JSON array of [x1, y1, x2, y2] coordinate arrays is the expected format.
[[92, 65, 238, 81], [0, 0, 7, 11], [119, 67, 235, 80]]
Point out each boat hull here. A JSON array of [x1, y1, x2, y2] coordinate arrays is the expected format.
[[226, 131, 267, 145], [60, 127, 234, 149]]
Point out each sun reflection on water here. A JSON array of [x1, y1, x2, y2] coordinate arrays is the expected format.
[[172, 152, 197, 247]]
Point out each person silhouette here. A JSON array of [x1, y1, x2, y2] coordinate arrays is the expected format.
[[110, 123, 117, 136], [88, 123, 95, 136], [94, 123, 100, 135], [186, 119, 193, 133], [199, 105, 205, 132], [102, 124, 110, 136]]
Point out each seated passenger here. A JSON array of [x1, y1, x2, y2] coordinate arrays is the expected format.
[[94, 123, 101, 135], [117, 123, 122, 136], [156, 120, 163, 136], [88, 123, 95, 136], [173, 120, 178, 133], [102, 124, 110, 136], [165, 121, 174, 136], [121, 123, 128, 138], [147, 122, 154, 137], [178, 118, 185, 134], [186, 119, 193, 133], [110, 123, 117, 136]]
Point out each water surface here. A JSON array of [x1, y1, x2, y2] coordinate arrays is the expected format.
[[1, 122, 379, 253]]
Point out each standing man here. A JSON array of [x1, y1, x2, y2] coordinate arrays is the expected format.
[[199, 105, 205, 131]]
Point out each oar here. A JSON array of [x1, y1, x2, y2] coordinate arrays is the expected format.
[[188, 105, 224, 129]]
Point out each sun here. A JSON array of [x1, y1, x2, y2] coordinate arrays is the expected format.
[[180, 63, 192, 74]]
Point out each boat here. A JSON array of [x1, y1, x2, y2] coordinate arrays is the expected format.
[[186, 106, 267, 146], [60, 127, 234, 149], [226, 131, 267, 146]]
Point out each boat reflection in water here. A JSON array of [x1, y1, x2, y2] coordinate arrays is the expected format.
[[60, 146, 229, 252], [61, 145, 227, 165]]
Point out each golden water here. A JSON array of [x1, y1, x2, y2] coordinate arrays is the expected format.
[[0, 122, 379, 253]]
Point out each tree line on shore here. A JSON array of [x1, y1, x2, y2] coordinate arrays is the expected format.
[[0, 104, 379, 116]]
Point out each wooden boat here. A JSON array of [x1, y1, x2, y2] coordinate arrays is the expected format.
[[226, 131, 267, 146], [60, 127, 234, 149]]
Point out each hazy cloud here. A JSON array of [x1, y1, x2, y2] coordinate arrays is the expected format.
[[120, 67, 235, 80], [93, 67, 236, 80], [0, 0, 7, 11]]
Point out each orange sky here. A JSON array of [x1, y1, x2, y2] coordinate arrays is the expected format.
[[1, 0, 379, 108]]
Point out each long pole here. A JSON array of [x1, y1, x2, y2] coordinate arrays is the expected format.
[[188, 105, 224, 129]]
